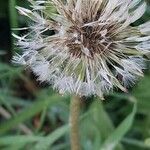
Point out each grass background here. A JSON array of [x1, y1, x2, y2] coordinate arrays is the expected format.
[[0, 0, 150, 150]]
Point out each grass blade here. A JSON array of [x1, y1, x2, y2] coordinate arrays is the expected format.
[[33, 125, 69, 150], [0, 95, 68, 134], [100, 99, 137, 150]]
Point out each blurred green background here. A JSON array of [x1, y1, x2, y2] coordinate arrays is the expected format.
[[0, 0, 150, 150]]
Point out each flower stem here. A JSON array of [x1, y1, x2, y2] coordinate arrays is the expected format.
[[70, 95, 81, 150]]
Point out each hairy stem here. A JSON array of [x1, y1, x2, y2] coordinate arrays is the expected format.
[[69, 95, 81, 150]]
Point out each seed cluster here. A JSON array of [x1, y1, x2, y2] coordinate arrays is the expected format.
[[66, 23, 117, 58]]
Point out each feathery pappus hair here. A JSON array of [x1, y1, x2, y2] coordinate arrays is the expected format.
[[13, 0, 150, 98]]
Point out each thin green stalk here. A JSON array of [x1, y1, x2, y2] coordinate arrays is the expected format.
[[69, 95, 81, 150], [8, 0, 19, 54]]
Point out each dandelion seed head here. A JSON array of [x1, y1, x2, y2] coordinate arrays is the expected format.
[[13, 0, 150, 98]]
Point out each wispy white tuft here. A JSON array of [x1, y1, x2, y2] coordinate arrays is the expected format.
[[13, 0, 150, 98]]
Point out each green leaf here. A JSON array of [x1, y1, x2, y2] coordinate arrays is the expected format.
[[0, 63, 22, 79], [90, 100, 114, 141], [91, 100, 123, 150], [100, 100, 137, 150], [132, 75, 150, 113], [0, 94, 68, 134], [33, 125, 69, 150], [0, 125, 68, 150], [122, 138, 150, 149], [80, 100, 123, 150], [0, 136, 42, 145]]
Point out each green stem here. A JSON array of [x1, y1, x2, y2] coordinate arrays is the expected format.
[[8, 0, 19, 54], [69, 95, 81, 150]]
